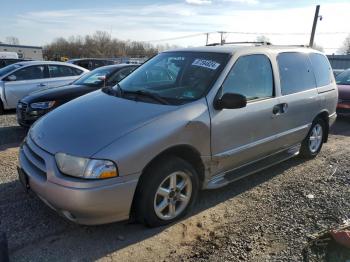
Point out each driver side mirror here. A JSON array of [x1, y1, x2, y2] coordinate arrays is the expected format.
[[214, 93, 247, 110], [98, 75, 106, 87], [98, 76, 106, 81], [6, 75, 17, 81]]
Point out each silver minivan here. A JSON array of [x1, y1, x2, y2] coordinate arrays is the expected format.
[[0, 61, 88, 113], [18, 45, 337, 227]]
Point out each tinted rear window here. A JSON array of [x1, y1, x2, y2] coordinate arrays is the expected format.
[[277, 52, 316, 95], [309, 53, 332, 87]]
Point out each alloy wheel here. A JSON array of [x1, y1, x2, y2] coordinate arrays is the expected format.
[[153, 171, 192, 220], [309, 123, 323, 153]]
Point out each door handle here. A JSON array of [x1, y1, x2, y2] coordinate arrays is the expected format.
[[272, 103, 288, 115], [37, 83, 46, 87]]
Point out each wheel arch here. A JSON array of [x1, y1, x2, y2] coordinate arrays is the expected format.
[[129, 144, 206, 219], [315, 110, 329, 142]]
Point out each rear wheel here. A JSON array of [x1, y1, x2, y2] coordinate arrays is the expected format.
[[299, 118, 325, 159], [135, 156, 199, 227]]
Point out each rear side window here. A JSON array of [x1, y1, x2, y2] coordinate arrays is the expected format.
[[277, 52, 316, 95], [48, 65, 81, 78], [76, 61, 89, 70], [309, 53, 332, 87], [72, 68, 83, 75], [222, 54, 274, 100]]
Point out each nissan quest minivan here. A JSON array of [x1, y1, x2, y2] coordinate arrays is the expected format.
[[18, 45, 337, 227]]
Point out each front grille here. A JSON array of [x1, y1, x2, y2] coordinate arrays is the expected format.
[[21, 138, 47, 180]]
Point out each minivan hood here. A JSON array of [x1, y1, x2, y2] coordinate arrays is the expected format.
[[30, 91, 176, 157]]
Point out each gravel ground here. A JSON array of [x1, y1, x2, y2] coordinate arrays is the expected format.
[[0, 111, 26, 147], [0, 113, 349, 261]]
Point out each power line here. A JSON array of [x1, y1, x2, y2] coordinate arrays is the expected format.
[[146, 31, 349, 43], [226, 31, 349, 36], [145, 32, 209, 43]]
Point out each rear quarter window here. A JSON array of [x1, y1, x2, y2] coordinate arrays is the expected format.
[[308, 53, 332, 87], [277, 52, 316, 95]]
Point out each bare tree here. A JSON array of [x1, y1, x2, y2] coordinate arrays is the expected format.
[[312, 43, 324, 52], [43, 31, 161, 61], [339, 34, 350, 55], [5, 36, 20, 45], [256, 35, 271, 44]]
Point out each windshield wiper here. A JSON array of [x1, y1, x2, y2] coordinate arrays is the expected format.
[[123, 90, 170, 105]]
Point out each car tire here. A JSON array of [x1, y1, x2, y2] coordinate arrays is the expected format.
[[299, 118, 326, 159], [0, 101, 4, 115], [135, 156, 199, 227]]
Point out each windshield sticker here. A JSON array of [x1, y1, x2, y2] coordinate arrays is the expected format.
[[192, 59, 220, 70]]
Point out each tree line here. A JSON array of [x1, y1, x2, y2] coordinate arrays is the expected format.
[[42, 31, 179, 61], [1, 32, 350, 58]]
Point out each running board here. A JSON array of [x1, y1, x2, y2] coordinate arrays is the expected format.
[[206, 145, 300, 189]]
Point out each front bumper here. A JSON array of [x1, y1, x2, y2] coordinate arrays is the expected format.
[[337, 102, 350, 116], [18, 136, 139, 225]]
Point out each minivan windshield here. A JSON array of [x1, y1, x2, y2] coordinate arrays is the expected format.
[[74, 66, 115, 87], [0, 63, 22, 78], [110, 52, 229, 105], [336, 69, 350, 85]]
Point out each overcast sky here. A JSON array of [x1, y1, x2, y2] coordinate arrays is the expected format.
[[0, 0, 349, 54]]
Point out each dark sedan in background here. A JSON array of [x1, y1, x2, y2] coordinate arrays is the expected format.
[[67, 58, 116, 70], [336, 69, 350, 116], [0, 58, 32, 69], [17, 64, 138, 126]]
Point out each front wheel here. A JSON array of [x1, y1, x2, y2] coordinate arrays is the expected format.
[[135, 156, 199, 227], [299, 118, 325, 159], [0, 101, 4, 115]]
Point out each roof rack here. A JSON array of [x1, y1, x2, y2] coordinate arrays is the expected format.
[[206, 41, 272, 47], [206, 42, 311, 48], [271, 44, 310, 48]]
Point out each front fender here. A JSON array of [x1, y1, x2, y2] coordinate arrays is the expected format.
[[93, 99, 211, 176]]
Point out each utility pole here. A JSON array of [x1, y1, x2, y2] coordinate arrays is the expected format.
[[309, 5, 320, 47], [218, 31, 225, 45], [206, 33, 209, 45]]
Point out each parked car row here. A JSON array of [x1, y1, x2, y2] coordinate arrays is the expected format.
[[0, 61, 89, 114], [17, 64, 138, 126], [17, 45, 338, 227]]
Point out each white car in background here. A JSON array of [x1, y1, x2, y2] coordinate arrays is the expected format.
[[0, 61, 89, 114]]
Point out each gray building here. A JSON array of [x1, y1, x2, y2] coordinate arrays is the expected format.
[[0, 44, 43, 60], [327, 55, 350, 70]]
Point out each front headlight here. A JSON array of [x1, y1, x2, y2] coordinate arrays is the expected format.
[[30, 101, 56, 110], [55, 153, 118, 179]]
